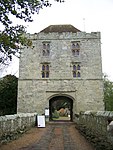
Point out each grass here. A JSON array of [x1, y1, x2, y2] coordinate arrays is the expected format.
[[53, 116, 70, 121]]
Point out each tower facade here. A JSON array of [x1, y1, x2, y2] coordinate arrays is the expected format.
[[17, 25, 104, 118]]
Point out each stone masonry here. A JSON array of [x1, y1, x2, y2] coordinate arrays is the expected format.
[[17, 25, 104, 117]]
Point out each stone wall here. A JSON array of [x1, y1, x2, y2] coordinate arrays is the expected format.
[[75, 111, 113, 149], [0, 113, 37, 143], [17, 79, 104, 115], [19, 32, 102, 80]]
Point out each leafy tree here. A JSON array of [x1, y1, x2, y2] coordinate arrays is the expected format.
[[0, 75, 18, 115], [103, 75, 113, 111], [0, 0, 64, 65]]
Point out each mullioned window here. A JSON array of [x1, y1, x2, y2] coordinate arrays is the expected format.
[[72, 63, 81, 78], [42, 42, 50, 56], [42, 64, 49, 78], [71, 41, 80, 56]]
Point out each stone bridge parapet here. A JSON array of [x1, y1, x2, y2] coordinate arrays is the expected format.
[[0, 113, 37, 143], [74, 111, 113, 148]]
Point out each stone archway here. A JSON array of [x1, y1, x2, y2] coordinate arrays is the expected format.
[[49, 95, 73, 121]]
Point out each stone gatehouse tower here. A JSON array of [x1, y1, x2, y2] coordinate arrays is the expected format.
[[17, 25, 104, 119]]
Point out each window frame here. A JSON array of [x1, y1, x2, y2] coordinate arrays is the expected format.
[[42, 42, 50, 56], [72, 63, 81, 78], [71, 41, 80, 56], [41, 63, 50, 78]]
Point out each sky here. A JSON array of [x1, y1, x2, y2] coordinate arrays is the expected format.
[[1, 0, 113, 81]]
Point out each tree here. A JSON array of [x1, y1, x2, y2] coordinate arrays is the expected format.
[[103, 75, 113, 111], [0, 75, 18, 115], [0, 0, 64, 65]]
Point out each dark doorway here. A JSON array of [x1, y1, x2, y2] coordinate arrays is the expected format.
[[49, 96, 73, 121]]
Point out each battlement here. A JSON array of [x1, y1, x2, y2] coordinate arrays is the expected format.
[[27, 31, 101, 40]]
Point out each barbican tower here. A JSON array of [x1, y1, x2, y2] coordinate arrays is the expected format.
[[17, 25, 104, 120]]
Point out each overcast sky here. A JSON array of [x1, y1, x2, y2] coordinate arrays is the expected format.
[[1, 0, 113, 81]]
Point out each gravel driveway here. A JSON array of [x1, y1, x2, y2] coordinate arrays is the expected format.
[[0, 122, 95, 150]]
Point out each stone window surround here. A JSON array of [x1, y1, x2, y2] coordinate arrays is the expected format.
[[42, 41, 51, 56], [71, 62, 81, 78], [71, 41, 80, 56], [41, 63, 50, 78]]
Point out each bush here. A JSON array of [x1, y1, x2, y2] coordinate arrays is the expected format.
[[52, 110, 59, 118]]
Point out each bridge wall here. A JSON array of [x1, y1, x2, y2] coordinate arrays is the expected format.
[[0, 113, 37, 143], [74, 111, 113, 147]]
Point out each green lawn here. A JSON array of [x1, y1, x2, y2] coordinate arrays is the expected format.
[[53, 116, 70, 121]]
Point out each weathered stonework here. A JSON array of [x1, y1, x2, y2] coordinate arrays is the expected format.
[[17, 25, 104, 116], [76, 111, 113, 149], [0, 113, 37, 143]]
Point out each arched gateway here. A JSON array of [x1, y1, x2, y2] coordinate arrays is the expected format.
[[49, 95, 73, 121], [17, 25, 104, 117]]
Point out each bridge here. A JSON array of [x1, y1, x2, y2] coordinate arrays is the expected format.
[[0, 111, 113, 149]]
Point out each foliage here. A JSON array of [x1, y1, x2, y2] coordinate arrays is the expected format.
[[52, 99, 71, 111], [52, 110, 59, 118], [0, 25, 29, 65], [103, 75, 113, 111], [0, 0, 64, 64], [0, 74, 18, 115]]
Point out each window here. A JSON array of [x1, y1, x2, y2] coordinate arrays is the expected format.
[[42, 42, 50, 56], [42, 64, 49, 78], [72, 63, 81, 78], [71, 41, 80, 56]]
